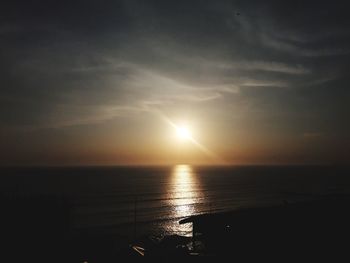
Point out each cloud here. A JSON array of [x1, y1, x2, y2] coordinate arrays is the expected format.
[[238, 61, 310, 74], [240, 81, 288, 88], [260, 32, 350, 57]]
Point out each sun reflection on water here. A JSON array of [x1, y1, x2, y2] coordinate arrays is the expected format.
[[167, 164, 201, 236]]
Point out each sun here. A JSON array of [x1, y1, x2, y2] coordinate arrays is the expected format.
[[176, 126, 192, 140]]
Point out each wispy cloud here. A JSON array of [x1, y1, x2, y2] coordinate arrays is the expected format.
[[260, 31, 350, 57], [240, 80, 288, 88], [238, 61, 310, 74]]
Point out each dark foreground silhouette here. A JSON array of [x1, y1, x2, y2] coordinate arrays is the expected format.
[[179, 196, 350, 261], [1, 194, 350, 262]]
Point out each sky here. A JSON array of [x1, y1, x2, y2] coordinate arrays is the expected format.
[[1, 0, 350, 165]]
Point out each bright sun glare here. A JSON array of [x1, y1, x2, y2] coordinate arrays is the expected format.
[[176, 126, 192, 140]]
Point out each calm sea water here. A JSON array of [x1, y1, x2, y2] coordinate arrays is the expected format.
[[1, 165, 349, 238]]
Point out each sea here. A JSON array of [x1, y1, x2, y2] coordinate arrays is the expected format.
[[1, 165, 349, 239]]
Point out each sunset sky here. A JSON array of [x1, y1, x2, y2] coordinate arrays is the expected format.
[[1, 0, 350, 165]]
